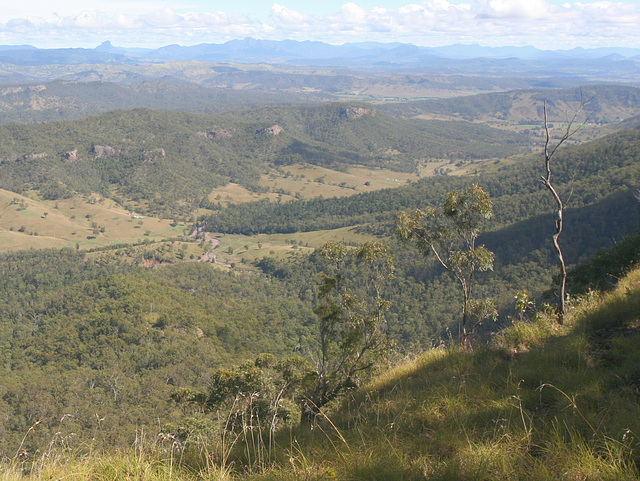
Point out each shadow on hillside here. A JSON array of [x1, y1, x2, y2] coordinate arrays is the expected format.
[[482, 189, 640, 268]]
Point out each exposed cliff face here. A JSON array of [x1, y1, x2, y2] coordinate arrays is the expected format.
[[342, 107, 376, 119], [62, 149, 78, 162], [256, 125, 284, 135], [92, 145, 119, 157]]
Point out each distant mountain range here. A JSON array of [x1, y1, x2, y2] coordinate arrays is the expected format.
[[0, 39, 637, 96], [0, 38, 638, 67]]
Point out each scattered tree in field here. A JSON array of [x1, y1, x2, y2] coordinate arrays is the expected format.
[[397, 184, 496, 348]]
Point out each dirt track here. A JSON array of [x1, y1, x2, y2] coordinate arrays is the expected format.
[[197, 232, 231, 267]]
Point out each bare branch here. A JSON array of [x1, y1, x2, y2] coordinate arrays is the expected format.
[[540, 93, 591, 324]]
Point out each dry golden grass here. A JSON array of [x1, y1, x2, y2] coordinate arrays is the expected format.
[[1, 157, 471, 254], [206, 162, 471, 207], [209, 225, 378, 267], [0, 188, 188, 253]]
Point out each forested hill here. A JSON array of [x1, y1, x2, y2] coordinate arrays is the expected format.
[[1, 81, 638, 127], [198, 122, 639, 346], [0, 81, 638, 469], [203, 124, 640, 237], [0, 249, 317, 455], [0, 104, 527, 217], [200, 122, 639, 340], [0, 80, 325, 124], [381, 85, 640, 125]]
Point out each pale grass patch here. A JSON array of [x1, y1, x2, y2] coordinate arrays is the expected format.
[[207, 183, 278, 206], [572, 266, 640, 332], [0, 188, 186, 253], [207, 163, 428, 208], [211, 226, 379, 266], [493, 313, 569, 354], [450, 438, 523, 480], [0, 446, 237, 481]]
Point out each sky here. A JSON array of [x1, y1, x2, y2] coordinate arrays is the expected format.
[[1, 0, 640, 50]]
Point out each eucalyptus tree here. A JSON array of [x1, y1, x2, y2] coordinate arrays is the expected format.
[[397, 184, 496, 348], [307, 240, 395, 418]]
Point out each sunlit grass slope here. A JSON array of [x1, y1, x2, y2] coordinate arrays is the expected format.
[[251, 266, 640, 480]]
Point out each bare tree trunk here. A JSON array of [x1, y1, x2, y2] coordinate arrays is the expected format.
[[545, 179, 566, 324], [461, 302, 469, 349], [539, 94, 591, 323], [542, 104, 568, 324], [460, 276, 472, 349]]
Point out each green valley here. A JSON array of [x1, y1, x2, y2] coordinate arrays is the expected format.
[[0, 74, 639, 481]]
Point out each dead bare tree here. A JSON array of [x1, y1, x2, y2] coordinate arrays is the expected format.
[[541, 95, 590, 324]]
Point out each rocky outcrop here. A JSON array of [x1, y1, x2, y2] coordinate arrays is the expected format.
[[62, 149, 78, 162], [342, 107, 376, 119], [256, 125, 284, 135], [92, 145, 119, 157], [142, 148, 166, 163], [198, 130, 233, 139], [19, 152, 47, 161]]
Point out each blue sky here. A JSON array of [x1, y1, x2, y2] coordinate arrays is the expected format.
[[1, 0, 640, 50]]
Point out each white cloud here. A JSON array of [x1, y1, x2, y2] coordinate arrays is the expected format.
[[0, 1, 638, 49], [334, 3, 369, 23], [271, 3, 312, 26], [476, 0, 551, 19], [142, 7, 183, 27]]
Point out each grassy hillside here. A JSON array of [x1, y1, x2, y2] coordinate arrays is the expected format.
[[2, 257, 639, 480], [257, 265, 640, 480], [0, 188, 190, 253]]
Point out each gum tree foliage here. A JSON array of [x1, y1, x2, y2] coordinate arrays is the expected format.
[[166, 354, 313, 464], [170, 354, 312, 436], [306, 240, 395, 418], [396, 184, 497, 348]]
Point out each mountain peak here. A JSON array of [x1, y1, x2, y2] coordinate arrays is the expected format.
[[96, 41, 115, 52]]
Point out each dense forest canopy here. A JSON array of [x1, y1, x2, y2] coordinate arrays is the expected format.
[[0, 249, 318, 454]]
